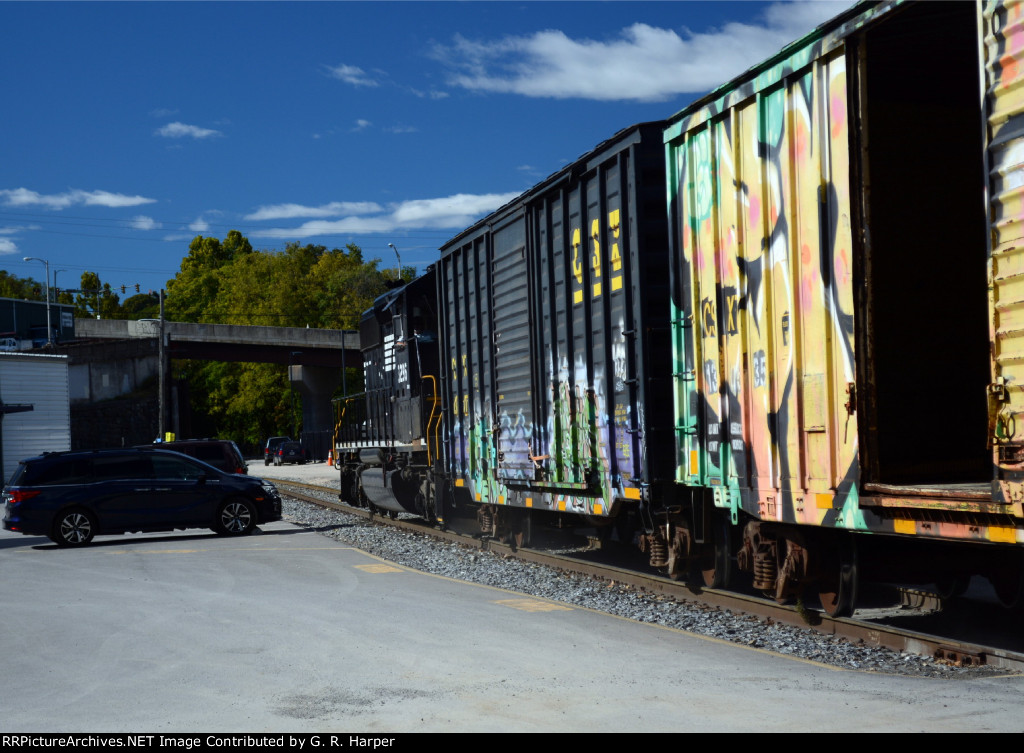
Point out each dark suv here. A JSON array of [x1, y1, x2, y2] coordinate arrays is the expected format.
[[273, 441, 307, 466], [143, 439, 248, 475], [2, 447, 282, 547], [264, 436, 291, 466]]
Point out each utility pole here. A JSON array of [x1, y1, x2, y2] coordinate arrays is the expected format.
[[23, 257, 52, 346], [159, 290, 166, 441], [388, 243, 401, 282]]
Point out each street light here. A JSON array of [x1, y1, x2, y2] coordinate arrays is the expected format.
[[23, 256, 52, 347], [388, 243, 401, 283]]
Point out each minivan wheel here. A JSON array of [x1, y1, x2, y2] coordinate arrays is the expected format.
[[215, 498, 257, 536], [51, 508, 96, 547]]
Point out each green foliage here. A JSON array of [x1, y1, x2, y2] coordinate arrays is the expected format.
[[1, 231, 394, 444], [0, 271, 46, 301], [165, 236, 387, 328], [120, 292, 160, 320], [164, 232, 392, 442], [74, 271, 123, 319]]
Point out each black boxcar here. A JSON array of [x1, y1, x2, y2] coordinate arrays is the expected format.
[[436, 122, 674, 542]]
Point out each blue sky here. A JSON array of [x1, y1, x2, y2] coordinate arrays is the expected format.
[[1, 1, 847, 299]]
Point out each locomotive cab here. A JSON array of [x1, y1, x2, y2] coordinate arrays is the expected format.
[[334, 271, 442, 520]]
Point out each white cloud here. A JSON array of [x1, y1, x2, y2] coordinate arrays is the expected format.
[[0, 188, 156, 209], [130, 215, 161, 231], [0, 237, 17, 254], [390, 193, 517, 227], [384, 125, 418, 134], [353, 119, 372, 132], [245, 201, 384, 221], [434, 1, 846, 102], [410, 88, 450, 100], [0, 224, 38, 235], [249, 191, 520, 239], [189, 217, 211, 232], [326, 63, 379, 87], [155, 122, 223, 139]]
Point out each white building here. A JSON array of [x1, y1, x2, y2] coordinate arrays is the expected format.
[[0, 352, 70, 484]]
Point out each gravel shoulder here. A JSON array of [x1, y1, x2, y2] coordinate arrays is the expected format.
[[256, 461, 1017, 679]]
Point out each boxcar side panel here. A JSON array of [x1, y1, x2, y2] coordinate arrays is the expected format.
[[668, 38, 861, 528], [986, 0, 1024, 517], [439, 124, 670, 518]]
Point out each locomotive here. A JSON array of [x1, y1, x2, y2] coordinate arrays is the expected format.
[[335, 0, 1024, 617]]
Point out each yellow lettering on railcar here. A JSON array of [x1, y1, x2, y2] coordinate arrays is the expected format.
[[609, 209, 622, 271], [571, 227, 584, 304], [591, 217, 603, 298], [609, 208, 623, 292]]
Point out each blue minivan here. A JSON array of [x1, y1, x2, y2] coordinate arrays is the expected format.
[[2, 447, 282, 547]]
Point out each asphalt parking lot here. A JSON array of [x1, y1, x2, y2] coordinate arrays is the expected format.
[[250, 457, 339, 488]]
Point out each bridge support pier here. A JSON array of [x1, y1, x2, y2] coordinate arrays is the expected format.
[[289, 364, 340, 457]]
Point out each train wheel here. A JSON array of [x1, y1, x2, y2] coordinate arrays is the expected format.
[[817, 534, 858, 618], [698, 511, 733, 589]]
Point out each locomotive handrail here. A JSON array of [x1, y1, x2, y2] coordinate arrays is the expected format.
[[333, 393, 369, 445], [422, 374, 442, 465]]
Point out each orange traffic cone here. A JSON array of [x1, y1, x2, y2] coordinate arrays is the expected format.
[[326, 449, 334, 466]]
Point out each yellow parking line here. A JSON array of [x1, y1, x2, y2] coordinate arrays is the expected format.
[[494, 598, 572, 613], [355, 563, 404, 573]]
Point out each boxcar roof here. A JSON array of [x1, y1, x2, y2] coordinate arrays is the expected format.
[[664, 0, 897, 140], [438, 120, 666, 253]]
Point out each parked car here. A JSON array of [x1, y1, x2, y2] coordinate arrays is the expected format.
[[2, 447, 282, 547], [263, 436, 291, 466], [143, 439, 248, 475], [273, 441, 306, 466]]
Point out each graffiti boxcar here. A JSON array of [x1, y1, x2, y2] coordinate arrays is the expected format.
[[332, 0, 1024, 618], [664, 0, 1024, 614], [437, 123, 672, 543]]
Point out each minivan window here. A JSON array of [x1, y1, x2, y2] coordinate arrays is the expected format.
[[151, 455, 208, 480], [24, 458, 92, 485], [91, 455, 152, 481]]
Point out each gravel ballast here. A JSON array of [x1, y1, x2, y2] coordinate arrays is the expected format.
[[276, 488, 1015, 680]]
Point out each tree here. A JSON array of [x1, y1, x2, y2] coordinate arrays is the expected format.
[[0, 271, 45, 301], [166, 230, 253, 323], [74, 271, 121, 319], [120, 292, 160, 320], [162, 232, 393, 442]]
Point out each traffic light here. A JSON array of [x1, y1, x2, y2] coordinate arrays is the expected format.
[[134, 284, 140, 292], [120, 285, 126, 293]]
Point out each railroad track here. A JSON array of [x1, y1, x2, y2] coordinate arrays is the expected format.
[[273, 478, 1024, 672]]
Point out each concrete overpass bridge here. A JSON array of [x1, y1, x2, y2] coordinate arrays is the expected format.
[[65, 319, 362, 453], [74, 318, 360, 366]]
